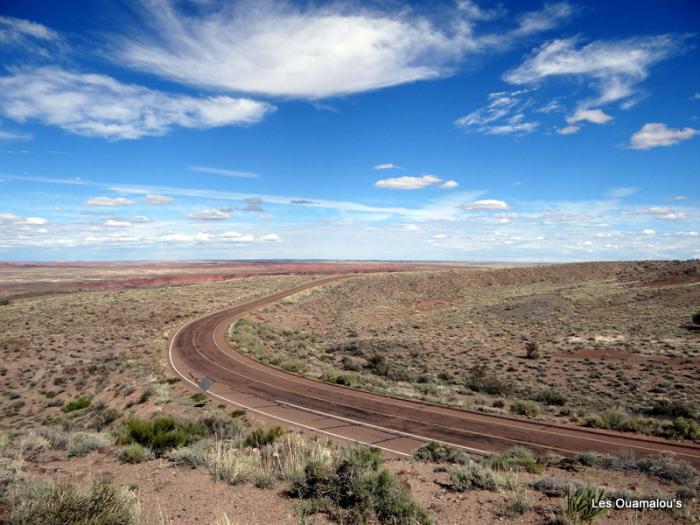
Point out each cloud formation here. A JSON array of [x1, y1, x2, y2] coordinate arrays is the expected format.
[[505, 35, 681, 108], [85, 196, 133, 207], [455, 90, 538, 135], [374, 174, 442, 190], [629, 123, 697, 149], [0, 66, 274, 139], [189, 165, 258, 178], [144, 194, 173, 205], [185, 207, 232, 220], [462, 199, 510, 210], [113, 1, 572, 99]]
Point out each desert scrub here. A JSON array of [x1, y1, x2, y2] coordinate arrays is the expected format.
[[166, 442, 206, 468], [118, 416, 206, 454], [413, 441, 469, 464], [465, 363, 512, 396], [117, 443, 154, 464], [584, 409, 700, 441], [66, 432, 111, 458], [510, 400, 540, 418], [557, 485, 608, 524], [291, 445, 431, 524], [205, 441, 258, 485], [199, 413, 247, 440], [62, 395, 91, 413], [241, 426, 285, 448], [4, 476, 137, 525], [486, 446, 543, 474]]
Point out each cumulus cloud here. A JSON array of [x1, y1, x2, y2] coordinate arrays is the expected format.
[[374, 163, 401, 170], [85, 196, 133, 206], [221, 231, 254, 242], [504, 35, 681, 107], [144, 194, 173, 205], [462, 199, 511, 210], [374, 174, 442, 190], [629, 123, 697, 149], [440, 180, 459, 190], [189, 165, 258, 178], [557, 125, 580, 135], [185, 207, 232, 220], [0, 66, 274, 139], [259, 233, 281, 242], [567, 108, 612, 125], [642, 229, 656, 235], [113, 1, 573, 99], [0, 213, 47, 225]]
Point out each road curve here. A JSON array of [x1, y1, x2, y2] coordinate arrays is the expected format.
[[168, 276, 700, 467]]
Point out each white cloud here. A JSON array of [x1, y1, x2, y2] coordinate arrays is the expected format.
[[0, 66, 274, 139], [0, 212, 47, 225], [189, 165, 258, 178], [455, 91, 538, 135], [629, 123, 697, 149], [440, 180, 459, 190], [557, 125, 579, 135], [625, 206, 688, 221], [0, 130, 31, 141], [605, 187, 636, 198], [260, 233, 281, 242], [221, 231, 254, 242], [505, 35, 681, 107], [642, 229, 656, 235], [0, 16, 62, 57], [374, 174, 441, 190], [238, 197, 265, 212], [144, 194, 173, 205], [104, 219, 133, 227], [113, 1, 572, 99], [85, 196, 133, 207], [374, 163, 401, 170], [567, 108, 612, 125], [185, 207, 232, 220], [462, 199, 511, 210], [676, 231, 699, 237]]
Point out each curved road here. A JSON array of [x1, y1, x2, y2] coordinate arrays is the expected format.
[[168, 276, 700, 467]]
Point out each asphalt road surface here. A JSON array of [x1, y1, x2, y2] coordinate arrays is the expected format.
[[168, 276, 700, 467]]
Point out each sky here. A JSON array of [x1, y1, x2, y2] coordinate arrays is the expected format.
[[0, 0, 698, 262]]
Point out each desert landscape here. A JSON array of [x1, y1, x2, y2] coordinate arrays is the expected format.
[[1, 261, 699, 524]]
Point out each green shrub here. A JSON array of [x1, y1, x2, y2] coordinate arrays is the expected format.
[[413, 441, 469, 464], [67, 432, 111, 458], [447, 462, 499, 492], [466, 364, 512, 396], [117, 443, 154, 464], [63, 396, 91, 413], [560, 485, 608, 524], [660, 417, 700, 441], [241, 426, 284, 448], [6, 477, 137, 525], [510, 400, 540, 418], [487, 446, 543, 474], [646, 399, 696, 420], [290, 445, 430, 525], [166, 443, 206, 468], [191, 392, 207, 403], [119, 417, 206, 454], [535, 388, 567, 406], [199, 414, 246, 440]]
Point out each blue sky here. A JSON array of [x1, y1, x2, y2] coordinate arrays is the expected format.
[[0, 0, 698, 261]]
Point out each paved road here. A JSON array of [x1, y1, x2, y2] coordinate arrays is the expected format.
[[168, 276, 700, 466]]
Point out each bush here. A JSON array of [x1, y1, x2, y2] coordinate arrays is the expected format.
[[206, 442, 257, 485], [241, 426, 284, 448], [525, 341, 540, 359], [199, 414, 246, 440], [119, 417, 206, 454], [560, 485, 608, 524], [466, 364, 512, 396], [532, 476, 583, 497], [166, 443, 206, 468], [660, 417, 700, 441], [290, 445, 430, 525], [117, 443, 154, 464], [63, 396, 91, 413], [447, 462, 499, 492], [487, 446, 543, 474], [646, 399, 697, 420], [6, 477, 137, 525], [534, 388, 567, 406], [510, 400, 540, 418], [413, 441, 469, 464], [67, 432, 111, 458]]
